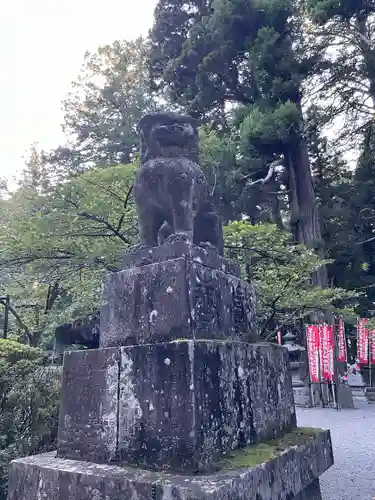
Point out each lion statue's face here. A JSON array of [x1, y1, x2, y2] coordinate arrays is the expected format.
[[154, 122, 195, 147], [138, 113, 199, 164]]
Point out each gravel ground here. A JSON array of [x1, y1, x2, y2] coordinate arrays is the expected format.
[[297, 403, 375, 500]]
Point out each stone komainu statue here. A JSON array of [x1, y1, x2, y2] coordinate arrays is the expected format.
[[133, 112, 224, 255]]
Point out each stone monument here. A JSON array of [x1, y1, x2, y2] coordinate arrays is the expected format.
[[7, 113, 333, 500]]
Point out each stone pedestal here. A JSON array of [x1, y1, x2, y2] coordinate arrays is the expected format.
[[100, 243, 256, 347], [57, 341, 296, 472], [8, 243, 333, 500]]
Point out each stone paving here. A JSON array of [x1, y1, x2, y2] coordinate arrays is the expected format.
[[297, 403, 375, 500]]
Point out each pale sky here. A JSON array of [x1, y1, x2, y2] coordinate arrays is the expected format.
[[0, 0, 157, 181]]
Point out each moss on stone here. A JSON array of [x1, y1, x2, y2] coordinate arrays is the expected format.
[[215, 443, 276, 469], [117, 427, 326, 476], [214, 427, 324, 472]]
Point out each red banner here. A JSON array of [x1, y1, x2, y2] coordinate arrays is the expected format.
[[357, 318, 369, 365], [370, 330, 375, 365], [337, 317, 347, 363], [319, 324, 334, 381], [307, 325, 320, 383]]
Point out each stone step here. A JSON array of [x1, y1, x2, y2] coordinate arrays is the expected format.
[[9, 428, 333, 500]]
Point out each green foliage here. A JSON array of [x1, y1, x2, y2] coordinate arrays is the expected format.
[[303, 107, 360, 291], [224, 221, 357, 335], [0, 340, 60, 499], [306, 0, 375, 23], [199, 126, 242, 221], [1, 156, 359, 344], [304, 0, 375, 144], [0, 163, 138, 344], [239, 101, 301, 155], [304, 116, 375, 320], [150, 0, 325, 271], [151, 0, 307, 116], [45, 37, 159, 178], [345, 125, 375, 317]]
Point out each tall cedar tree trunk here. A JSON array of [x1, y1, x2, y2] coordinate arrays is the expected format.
[[287, 132, 331, 403], [287, 144, 327, 282], [287, 98, 328, 288]]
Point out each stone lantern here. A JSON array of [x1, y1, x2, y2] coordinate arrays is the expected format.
[[282, 331, 310, 407]]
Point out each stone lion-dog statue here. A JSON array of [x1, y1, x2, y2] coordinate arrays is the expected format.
[[133, 112, 224, 255]]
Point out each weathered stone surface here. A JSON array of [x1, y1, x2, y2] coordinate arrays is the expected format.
[[100, 254, 256, 348], [122, 242, 240, 276], [57, 341, 295, 471], [337, 385, 354, 409], [293, 386, 311, 408], [8, 429, 333, 500], [365, 387, 375, 403], [57, 348, 120, 462], [293, 480, 322, 500]]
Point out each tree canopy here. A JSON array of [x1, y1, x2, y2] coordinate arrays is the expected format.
[[0, 163, 137, 345], [150, 0, 327, 297], [225, 221, 357, 336], [44, 37, 159, 180]]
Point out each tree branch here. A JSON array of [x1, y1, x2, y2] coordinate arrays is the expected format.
[[242, 158, 284, 187], [116, 184, 134, 232], [0, 299, 32, 343], [260, 275, 295, 336], [82, 178, 131, 206], [77, 211, 132, 244], [224, 245, 290, 265]]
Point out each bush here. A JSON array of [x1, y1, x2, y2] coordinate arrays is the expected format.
[[0, 340, 60, 499]]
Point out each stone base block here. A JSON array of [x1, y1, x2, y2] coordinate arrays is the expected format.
[[100, 243, 256, 348], [57, 341, 295, 471], [9, 429, 333, 500], [122, 241, 240, 276], [293, 385, 311, 407], [294, 480, 322, 500], [365, 387, 375, 403], [337, 385, 354, 409]]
